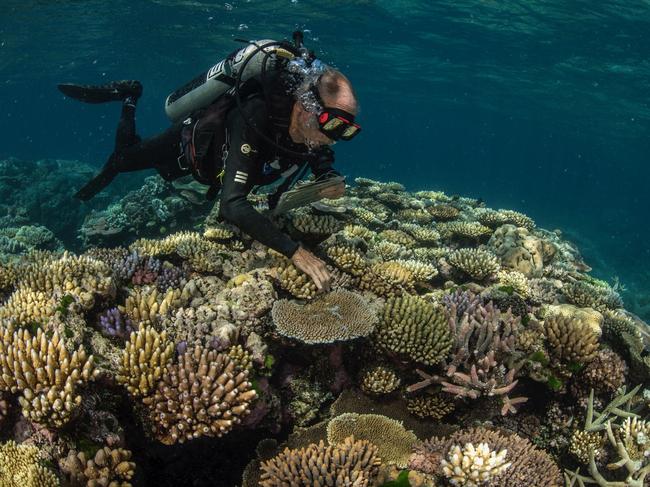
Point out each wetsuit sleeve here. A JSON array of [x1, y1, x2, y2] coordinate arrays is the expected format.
[[218, 104, 300, 258], [309, 147, 341, 179]]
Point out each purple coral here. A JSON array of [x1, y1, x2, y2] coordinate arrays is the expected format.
[[156, 265, 186, 292], [132, 256, 162, 285], [99, 307, 135, 340]]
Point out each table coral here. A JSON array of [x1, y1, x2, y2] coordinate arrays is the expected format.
[[271, 290, 377, 344]]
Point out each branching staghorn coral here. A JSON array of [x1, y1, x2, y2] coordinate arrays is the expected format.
[[409, 296, 525, 415], [447, 248, 500, 281], [327, 413, 418, 468], [115, 326, 174, 398], [440, 442, 511, 486], [360, 365, 401, 396], [373, 294, 453, 366], [410, 427, 561, 487], [0, 323, 97, 427], [259, 436, 381, 487], [271, 290, 377, 344], [0, 440, 60, 487], [564, 386, 649, 487], [142, 345, 257, 444], [59, 447, 136, 487]]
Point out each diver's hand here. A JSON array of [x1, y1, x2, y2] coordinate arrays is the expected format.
[[319, 181, 345, 199], [291, 246, 331, 292]]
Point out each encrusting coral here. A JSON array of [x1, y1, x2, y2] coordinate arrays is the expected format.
[[0, 440, 60, 487], [259, 436, 381, 487], [327, 413, 418, 468], [142, 345, 257, 444], [373, 294, 453, 366], [0, 323, 97, 427], [59, 447, 136, 487], [271, 290, 378, 344]]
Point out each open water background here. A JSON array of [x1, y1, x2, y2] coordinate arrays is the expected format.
[[1, 0, 649, 312]]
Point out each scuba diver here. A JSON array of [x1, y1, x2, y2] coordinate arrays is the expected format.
[[59, 32, 360, 292]]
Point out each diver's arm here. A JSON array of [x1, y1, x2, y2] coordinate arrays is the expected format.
[[218, 111, 300, 258]]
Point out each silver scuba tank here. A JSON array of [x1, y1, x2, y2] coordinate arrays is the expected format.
[[164, 39, 294, 123]]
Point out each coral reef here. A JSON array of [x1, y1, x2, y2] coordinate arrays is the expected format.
[[446, 248, 500, 281], [440, 442, 511, 486], [360, 366, 401, 396], [259, 436, 381, 487], [59, 447, 136, 486]]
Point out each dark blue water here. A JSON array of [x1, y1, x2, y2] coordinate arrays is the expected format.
[[2, 0, 649, 311]]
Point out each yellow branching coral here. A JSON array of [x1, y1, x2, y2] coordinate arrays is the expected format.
[[478, 209, 535, 230], [228, 344, 253, 372], [0, 324, 97, 427], [441, 442, 511, 486], [116, 326, 174, 398], [119, 285, 184, 326], [620, 417, 650, 461], [360, 366, 401, 396], [406, 395, 454, 420], [379, 229, 417, 248], [14, 252, 113, 309], [0, 440, 60, 487], [203, 225, 235, 241], [563, 280, 623, 312], [395, 259, 439, 281], [401, 224, 440, 245], [342, 224, 375, 241], [352, 207, 385, 226], [131, 231, 228, 272], [396, 209, 435, 225], [496, 270, 530, 297], [274, 261, 317, 299], [327, 413, 418, 468], [437, 221, 492, 240], [259, 436, 381, 487], [544, 314, 599, 364], [0, 286, 58, 324], [59, 447, 136, 487], [359, 261, 415, 297], [569, 430, 604, 465], [371, 241, 404, 261], [447, 248, 500, 281], [427, 204, 460, 221], [291, 213, 341, 235], [142, 346, 257, 444], [374, 295, 453, 366], [412, 247, 450, 263], [271, 290, 378, 344], [325, 245, 368, 277], [0, 263, 18, 291]]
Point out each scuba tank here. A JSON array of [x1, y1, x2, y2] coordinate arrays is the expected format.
[[164, 39, 297, 123]]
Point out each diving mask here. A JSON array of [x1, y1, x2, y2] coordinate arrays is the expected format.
[[309, 86, 361, 141]]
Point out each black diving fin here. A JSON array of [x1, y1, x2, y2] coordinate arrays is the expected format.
[[58, 80, 142, 104], [74, 157, 119, 201]]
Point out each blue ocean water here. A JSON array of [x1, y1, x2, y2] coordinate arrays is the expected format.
[[2, 0, 649, 314]]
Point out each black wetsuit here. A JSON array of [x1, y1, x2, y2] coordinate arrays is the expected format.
[[109, 88, 338, 258]]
